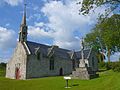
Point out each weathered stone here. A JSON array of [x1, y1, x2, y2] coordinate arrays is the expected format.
[[6, 42, 98, 80], [6, 5, 98, 80]]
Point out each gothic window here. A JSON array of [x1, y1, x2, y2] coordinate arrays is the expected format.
[[77, 60, 79, 68], [50, 57, 54, 70], [92, 57, 95, 68], [72, 59, 75, 70], [37, 52, 40, 60]]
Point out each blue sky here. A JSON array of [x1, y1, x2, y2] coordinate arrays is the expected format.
[[0, 0, 120, 62]]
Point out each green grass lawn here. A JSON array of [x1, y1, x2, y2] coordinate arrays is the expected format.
[[0, 70, 120, 90]]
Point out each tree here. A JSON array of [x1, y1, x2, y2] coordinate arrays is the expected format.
[[84, 28, 105, 62], [78, 0, 120, 15], [0, 62, 6, 69], [84, 14, 120, 62], [100, 14, 120, 62]]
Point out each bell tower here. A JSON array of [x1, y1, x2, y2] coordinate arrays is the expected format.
[[19, 1, 27, 42]]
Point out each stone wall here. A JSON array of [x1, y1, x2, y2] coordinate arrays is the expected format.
[[88, 50, 98, 72], [6, 42, 27, 79], [26, 54, 72, 79], [6, 42, 98, 80]]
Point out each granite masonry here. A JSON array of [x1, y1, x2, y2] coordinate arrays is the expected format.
[[6, 4, 98, 80]]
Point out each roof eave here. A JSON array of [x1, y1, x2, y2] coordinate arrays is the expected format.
[[23, 42, 31, 55], [86, 47, 93, 59]]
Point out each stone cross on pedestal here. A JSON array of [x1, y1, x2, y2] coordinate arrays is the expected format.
[[79, 38, 86, 67], [71, 38, 98, 80]]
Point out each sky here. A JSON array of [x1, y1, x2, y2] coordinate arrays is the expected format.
[[0, 0, 120, 62]]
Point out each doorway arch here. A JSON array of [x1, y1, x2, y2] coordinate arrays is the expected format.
[[15, 68, 20, 79], [59, 68, 63, 76]]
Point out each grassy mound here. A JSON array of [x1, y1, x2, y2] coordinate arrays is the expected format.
[[0, 70, 120, 90]]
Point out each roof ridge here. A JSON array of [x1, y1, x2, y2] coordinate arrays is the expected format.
[[75, 48, 91, 53], [27, 41, 50, 47], [27, 41, 71, 52]]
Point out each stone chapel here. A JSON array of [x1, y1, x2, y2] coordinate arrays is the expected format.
[[6, 3, 98, 80]]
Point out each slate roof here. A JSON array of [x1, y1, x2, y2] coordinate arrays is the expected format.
[[75, 49, 91, 60], [53, 48, 70, 59], [26, 41, 91, 59], [26, 41, 50, 55], [26, 41, 71, 59]]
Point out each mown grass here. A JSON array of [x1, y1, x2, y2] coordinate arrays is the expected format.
[[0, 69, 120, 90]]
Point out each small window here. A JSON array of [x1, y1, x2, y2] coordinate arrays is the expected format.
[[92, 57, 95, 67], [50, 57, 54, 70], [37, 52, 40, 60], [72, 59, 75, 70]]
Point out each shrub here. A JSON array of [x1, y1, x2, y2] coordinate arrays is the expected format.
[[105, 62, 112, 70], [111, 62, 120, 72], [98, 62, 106, 69], [98, 61, 120, 72], [0, 63, 6, 69]]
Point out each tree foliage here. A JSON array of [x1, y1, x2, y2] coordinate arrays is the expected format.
[[84, 14, 120, 62], [78, 0, 120, 15], [0, 62, 6, 69], [99, 14, 120, 48]]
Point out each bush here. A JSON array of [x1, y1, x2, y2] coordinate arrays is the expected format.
[[0, 63, 6, 69], [105, 62, 112, 70], [98, 61, 120, 72], [98, 62, 106, 69], [111, 62, 120, 72]]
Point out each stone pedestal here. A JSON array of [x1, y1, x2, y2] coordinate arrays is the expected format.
[[72, 66, 99, 80], [71, 59, 98, 80], [72, 67, 90, 80], [72, 57, 91, 80]]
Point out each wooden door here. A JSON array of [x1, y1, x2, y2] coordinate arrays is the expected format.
[[15, 68, 20, 79]]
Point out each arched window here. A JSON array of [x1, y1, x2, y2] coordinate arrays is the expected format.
[[92, 57, 95, 68], [72, 59, 75, 70], [37, 52, 40, 60], [50, 57, 54, 70]]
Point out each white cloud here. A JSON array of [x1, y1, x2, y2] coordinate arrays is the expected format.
[[28, 25, 53, 39], [3, 0, 23, 6], [0, 27, 16, 50], [0, 26, 17, 62], [29, 1, 106, 50], [34, 22, 44, 27]]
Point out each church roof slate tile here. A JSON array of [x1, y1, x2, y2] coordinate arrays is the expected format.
[[75, 49, 91, 60], [26, 41, 91, 59], [26, 41, 50, 55], [26, 41, 70, 58]]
